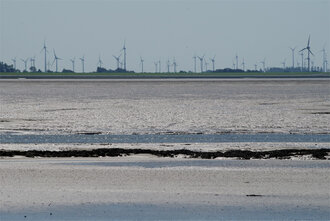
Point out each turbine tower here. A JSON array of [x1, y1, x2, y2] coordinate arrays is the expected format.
[[167, 59, 170, 73], [241, 58, 245, 71], [254, 63, 257, 71], [158, 59, 161, 73], [11, 58, 17, 69], [80, 56, 85, 73], [21, 58, 29, 71], [282, 59, 286, 69], [299, 35, 313, 72], [154, 61, 158, 73], [289, 47, 296, 69], [40, 40, 48, 72], [52, 49, 62, 73], [30, 56, 36, 68], [197, 55, 204, 73], [98, 55, 103, 68], [300, 52, 304, 71], [47, 61, 53, 72], [235, 53, 238, 70], [193, 55, 197, 73], [210, 55, 215, 72], [173, 58, 177, 73], [121, 41, 127, 71], [260, 58, 266, 72], [140, 57, 144, 73], [70, 57, 75, 72], [204, 59, 208, 71], [113, 54, 121, 70], [320, 47, 327, 72]]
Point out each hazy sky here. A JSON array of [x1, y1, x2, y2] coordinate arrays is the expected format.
[[1, 0, 329, 72]]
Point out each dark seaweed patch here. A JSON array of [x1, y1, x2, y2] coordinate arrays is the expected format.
[[258, 103, 278, 105], [309, 112, 330, 115], [76, 132, 103, 135], [0, 148, 328, 160], [246, 194, 263, 197]]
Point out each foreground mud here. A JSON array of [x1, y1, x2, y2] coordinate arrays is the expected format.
[[1, 148, 329, 159], [1, 157, 329, 220]]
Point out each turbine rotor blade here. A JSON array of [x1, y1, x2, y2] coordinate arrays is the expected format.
[[307, 35, 310, 47]]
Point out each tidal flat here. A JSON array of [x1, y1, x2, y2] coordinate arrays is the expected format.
[[0, 78, 329, 220]]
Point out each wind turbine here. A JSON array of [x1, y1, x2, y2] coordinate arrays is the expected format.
[[235, 53, 238, 70], [204, 59, 208, 71], [260, 58, 266, 72], [158, 59, 161, 73], [40, 40, 48, 72], [11, 58, 17, 69], [173, 58, 178, 73], [320, 46, 327, 72], [154, 61, 158, 73], [289, 47, 296, 69], [281, 59, 286, 69], [80, 56, 85, 73], [167, 59, 170, 73], [210, 55, 216, 72], [197, 55, 204, 73], [299, 35, 314, 72], [241, 58, 245, 71], [193, 55, 197, 73], [70, 57, 75, 72], [300, 52, 304, 71], [113, 54, 121, 70], [30, 56, 36, 68], [121, 41, 127, 71], [21, 58, 29, 71], [254, 63, 257, 71], [52, 49, 62, 72], [97, 55, 103, 68], [140, 56, 144, 73], [47, 61, 53, 72]]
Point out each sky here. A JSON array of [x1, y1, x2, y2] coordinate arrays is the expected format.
[[0, 0, 329, 73]]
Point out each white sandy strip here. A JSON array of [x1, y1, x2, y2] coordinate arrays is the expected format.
[[0, 157, 329, 220], [1, 142, 329, 152]]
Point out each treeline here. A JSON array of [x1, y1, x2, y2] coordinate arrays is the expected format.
[[95, 67, 135, 73], [0, 62, 19, 72]]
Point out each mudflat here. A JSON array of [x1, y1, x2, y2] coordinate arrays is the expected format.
[[1, 157, 330, 220]]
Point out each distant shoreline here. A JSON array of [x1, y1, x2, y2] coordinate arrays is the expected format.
[[1, 72, 329, 79]]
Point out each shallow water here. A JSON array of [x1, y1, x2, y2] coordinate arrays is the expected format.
[[1, 133, 330, 144], [66, 158, 330, 169]]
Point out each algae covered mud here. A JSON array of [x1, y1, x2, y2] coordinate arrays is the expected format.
[[0, 78, 330, 158]]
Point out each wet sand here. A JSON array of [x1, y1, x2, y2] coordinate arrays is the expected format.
[[1, 157, 330, 220]]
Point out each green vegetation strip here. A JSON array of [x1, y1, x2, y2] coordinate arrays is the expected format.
[[0, 148, 329, 159]]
